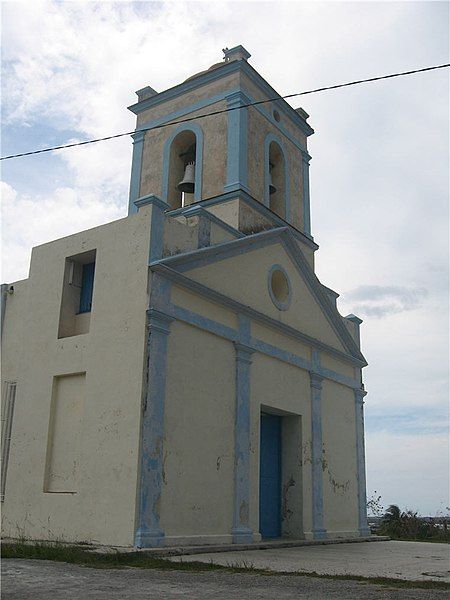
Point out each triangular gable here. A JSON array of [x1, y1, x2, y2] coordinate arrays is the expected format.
[[154, 228, 365, 363]]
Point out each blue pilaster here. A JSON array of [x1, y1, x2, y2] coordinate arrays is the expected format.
[[128, 130, 145, 215], [355, 388, 370, 536], [134, 194, 170, 263], [301, 149, 312, 236], [310, 370, 327, 539], [135, 308, 173, 548], [224, 91, 250, 194], [232, 339, 255, 543]]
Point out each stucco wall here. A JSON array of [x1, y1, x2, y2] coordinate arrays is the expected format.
[[321, 380, 359, 536], [1, 209, 152, 547], [162, 321, 235, 543]]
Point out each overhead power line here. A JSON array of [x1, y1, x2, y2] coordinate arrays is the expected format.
[[1, 62, 448, 161]]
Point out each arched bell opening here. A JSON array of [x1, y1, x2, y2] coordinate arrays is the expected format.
[[268, 141, 286, 220], [167, 130, 198, 210]]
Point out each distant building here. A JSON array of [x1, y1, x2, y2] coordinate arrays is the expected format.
[[1, 46, 370, 548]]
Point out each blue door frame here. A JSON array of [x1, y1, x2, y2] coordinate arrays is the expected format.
[[259, 413, 282, 538]]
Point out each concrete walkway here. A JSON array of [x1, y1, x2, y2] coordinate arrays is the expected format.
[[2, 559, 449, 600], [169, 541, 450, 582]]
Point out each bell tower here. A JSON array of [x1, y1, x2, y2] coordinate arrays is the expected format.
[[128, 45, 315, 238]]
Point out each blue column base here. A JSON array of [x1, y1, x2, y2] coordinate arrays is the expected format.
[[134, 528, 165, 548], [232, 527, 254, 544], [359, 527, 371, 537], [312, 528, 327, 540]]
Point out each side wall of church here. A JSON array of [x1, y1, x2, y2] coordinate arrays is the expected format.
[[1, 209, 152, 547]]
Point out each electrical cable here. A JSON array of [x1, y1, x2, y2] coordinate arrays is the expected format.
[[1, 62, 448, 161]]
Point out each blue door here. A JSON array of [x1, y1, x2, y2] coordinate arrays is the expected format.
[[259, 413, 282, 538]]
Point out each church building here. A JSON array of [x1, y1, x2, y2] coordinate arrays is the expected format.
[[1, 46, 370, 548]]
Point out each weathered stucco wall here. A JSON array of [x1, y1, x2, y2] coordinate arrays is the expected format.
[[321, 380, 359, 536], [162, 322, 235, 544], [1, 209, 152, 546]]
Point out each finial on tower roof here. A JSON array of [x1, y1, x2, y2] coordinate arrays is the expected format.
[[222, 45, 251, 63]]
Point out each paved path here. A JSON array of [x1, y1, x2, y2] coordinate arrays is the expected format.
[[2, 559, 449, 600], [170, 541, 450, 582]]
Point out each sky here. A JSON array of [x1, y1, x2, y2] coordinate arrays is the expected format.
[[1, 1, 449, 516]]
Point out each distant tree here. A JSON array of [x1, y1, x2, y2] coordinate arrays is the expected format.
[[366, 491, 384, 516], [379, 504, 449, 542]]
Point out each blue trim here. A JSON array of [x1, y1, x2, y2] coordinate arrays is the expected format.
[[153, 226, 365, 364], [232, 338, 254, 543], [78, 262, 95, 314], [170, 189, 318, 250], [238, 313, 251, 343], [355, 389, 370, 536], [264, 133, 291, 221], [224, 91, 250, 193], [167, 300, 361, 390], [182, 205, 244, 239], [267, 264, 292, 311], [252, 338, 310, 372], [162, 122, 204, 205], [152, 262, 366, 369], [127, 59, 314, 137], [301, 150, 312, 236], [134, 194, 170, 263], [137, 89, 240, 136], [134, 86, 309, 157], [134, 193, 170, 212], [169, 304, 237, 342], [159, 227, 284, 272], [128, 131, 145, 215], [135, 276, 173, 548], [310, 371, 327, 540], [137, 195, 170, 263], [281, 235, 365, 363]]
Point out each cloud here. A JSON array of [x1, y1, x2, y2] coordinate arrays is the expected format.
[[343, 285, 428, 318], [1, 181, 123, 282]]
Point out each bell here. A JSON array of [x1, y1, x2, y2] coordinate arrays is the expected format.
[[269, 171, 276, 195], [177, 162, 196, 193]]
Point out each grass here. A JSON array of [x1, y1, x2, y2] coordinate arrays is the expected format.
[[2, 540, 450, 591]]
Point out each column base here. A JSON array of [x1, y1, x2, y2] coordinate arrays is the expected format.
[[231, 527, 254, 544], [359, 527, 371, 537], [312, 528, 327, 540], [134, 528, 165, 548]]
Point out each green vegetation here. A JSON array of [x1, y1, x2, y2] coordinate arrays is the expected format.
[[2, 540, 450, 590], [378, 505, 449, 543]]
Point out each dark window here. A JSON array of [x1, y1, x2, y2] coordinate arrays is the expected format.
[[78, 262, 95, 314]]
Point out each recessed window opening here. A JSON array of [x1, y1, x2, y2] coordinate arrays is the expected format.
[[58, 250, 96, 338], [268, 265, 291, 311], [268, 141, 286, 219], [167, 130, 197, 210], [273, 109, 281, 123], [1, 381, 17, 501]]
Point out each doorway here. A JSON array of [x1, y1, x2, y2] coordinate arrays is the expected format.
[[259, 413, 282, 538]]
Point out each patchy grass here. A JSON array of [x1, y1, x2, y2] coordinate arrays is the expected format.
[[2, 541, 450, 591]]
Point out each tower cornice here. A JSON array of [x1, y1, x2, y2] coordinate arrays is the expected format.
[[128, 58, 314, 137]]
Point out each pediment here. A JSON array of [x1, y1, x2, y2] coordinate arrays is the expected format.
[[155, 228, 365, 362]]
